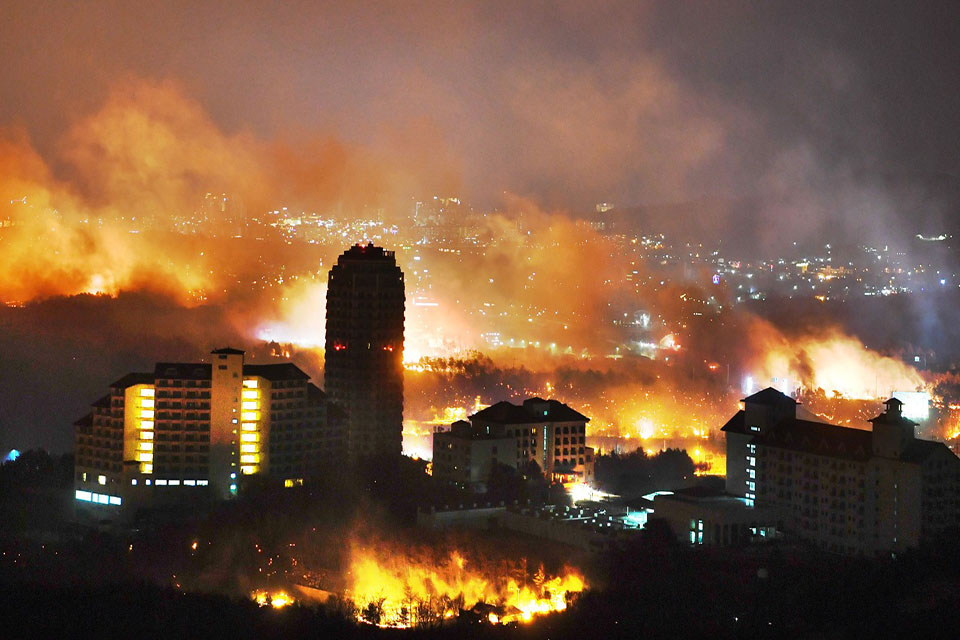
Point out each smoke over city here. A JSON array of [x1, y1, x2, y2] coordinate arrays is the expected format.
[[0, 75, 943, 457], [2, 3, 959, 459]]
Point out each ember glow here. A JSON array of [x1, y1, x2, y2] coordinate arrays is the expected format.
[[345, 546, 585, 628]]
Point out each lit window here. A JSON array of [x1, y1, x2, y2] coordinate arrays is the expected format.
[[137, 453, 153, 463], [140, 398, 155, 409], [241, 401, 259, 411], [197, 480, 209, 486], [240, 433, 259, 442], [140, 409, 155, 419], [81, 472, 87, 482], [140, 431, 154, 440], [241, 422, 257, 431], [184, 480, 196, 486], [240, 444, 258, 453], [155, 479, 168, 486], [145, 479, 152, 485], [242, 379, 258, 389], [98, 475, 107, 485], [138, 442, 153, 452], [229, 483, 238, 492], [140, 420, 154, 429], [131, 479, 137, 486], [241, 389, 259, 400], [240, 465, 258, 475], [76, 490, 93, 502], [139, 388, 155, 398], [168, 480, 180, 486], [240, 454, 260, 464], [108, 496, 122, 506], [241, 411, 259, 421], [141, 463, 153, 474]]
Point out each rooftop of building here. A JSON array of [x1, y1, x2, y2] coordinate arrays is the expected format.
[[652, 486, 757, 509], [725, 397, 957, 465], [211, 346, 245, 355], [439, 419, 516, 440], [900, 438, 951, 463], [155, 362, 212, 380], [109, 372, 154, 389], [243, 362, 310, 381], [868, 397, 917, 427], [336, 242, 396, 262], [149, 360, 313, 382], [92, 394, 112, 409], [742, 387, 798, 406], [752, 417, 873, 461], [73, 413, 93, 428], [470, 398, 590, 424], [720, 410, 747, 434]]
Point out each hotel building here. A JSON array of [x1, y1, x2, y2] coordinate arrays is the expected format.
[[723, 388, 960, 556], [433, 398, 595, 490], [73, 348, 344, 522]]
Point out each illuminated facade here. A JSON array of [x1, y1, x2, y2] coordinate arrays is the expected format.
[[324, 243, 405, 459], [433, 398, 594, 489], [723, 389, 960, 556], [73, 348, 344, 522]]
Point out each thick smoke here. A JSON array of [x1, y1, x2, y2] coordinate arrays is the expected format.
[[0, 76, 940, 455]]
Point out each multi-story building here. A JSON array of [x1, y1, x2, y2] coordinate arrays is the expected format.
[[722, 388, 960, 556], [73, 348, 344, 523], [431, 420, 516, 488], [433, 398, 594, 490], [324, 243, 405, 459]]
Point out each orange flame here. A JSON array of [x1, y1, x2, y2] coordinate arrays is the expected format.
[[345, 546, 584, 628]]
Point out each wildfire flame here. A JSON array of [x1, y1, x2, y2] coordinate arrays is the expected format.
[[751, 327, 926, 400], [345, 547, 585, 628], [252, 589, 295, 609]]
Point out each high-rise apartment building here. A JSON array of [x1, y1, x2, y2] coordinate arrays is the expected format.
[[324, 243, 405, 459], [73, 348, 344, 522], [722, 388, 960, 556]]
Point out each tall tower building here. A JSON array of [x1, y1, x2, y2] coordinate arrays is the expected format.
[[325, 243, 405, 459]]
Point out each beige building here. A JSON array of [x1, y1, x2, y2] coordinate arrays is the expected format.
[[73, 348, 344, 522], [433, 398, 595, 490], [723, 388, 960, 556]]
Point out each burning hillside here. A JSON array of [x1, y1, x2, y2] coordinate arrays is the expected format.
[[343, 545, 584, 628], [240, 530, 587, 629]]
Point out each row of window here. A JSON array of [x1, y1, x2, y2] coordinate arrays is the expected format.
[[75, 490, 121, 506]]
